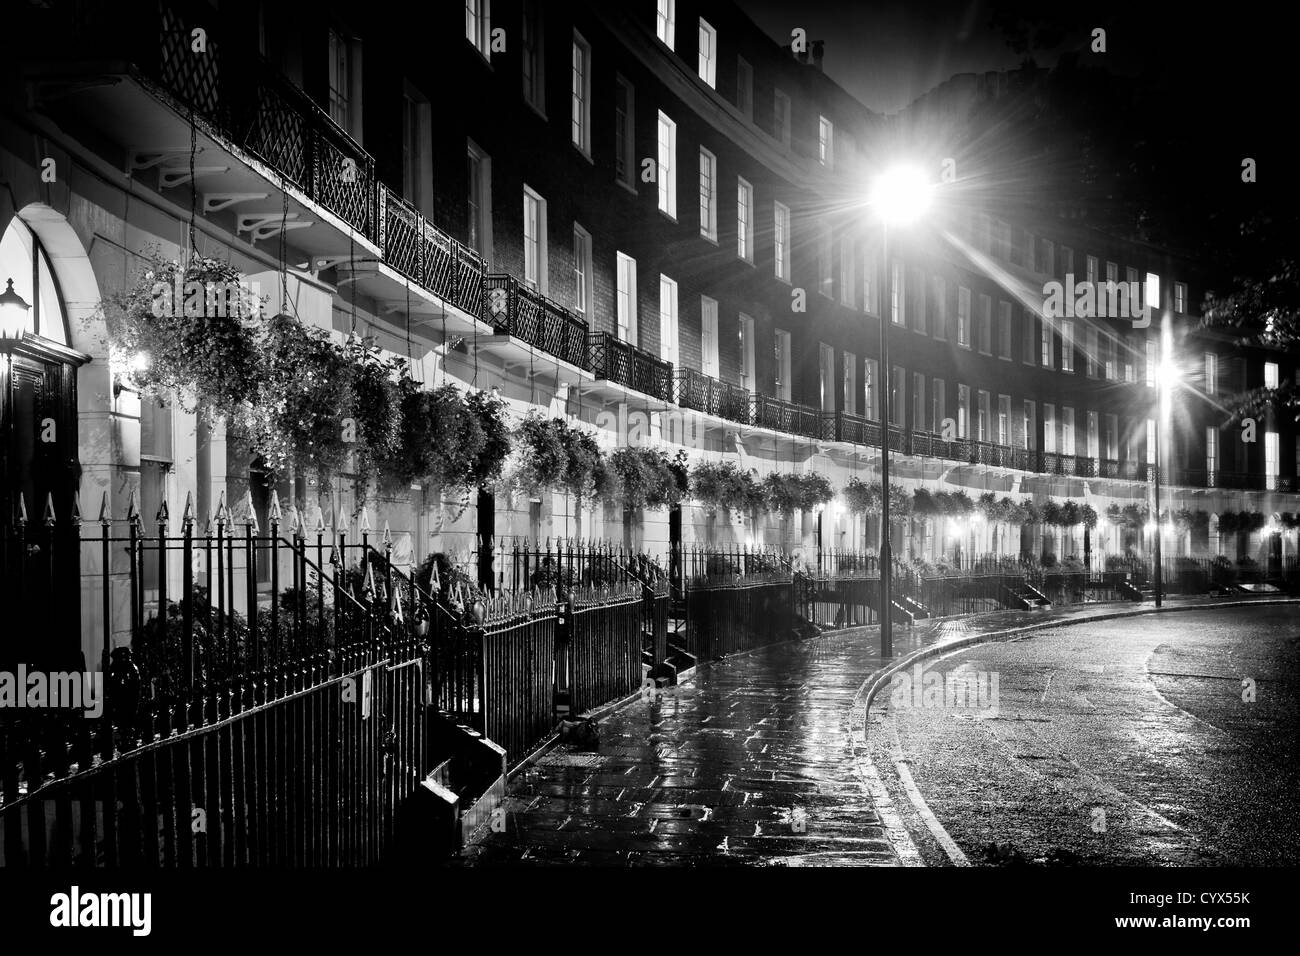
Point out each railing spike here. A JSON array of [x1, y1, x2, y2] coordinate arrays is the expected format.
[[99, 490, 110, 524], [337, 508, 350, 533], [156, 498, 169, 526], [182, 491, 194, 527], [71, 491, 82, 526], [268, 490, 282, 523], [215, 490, 229, 524], [16, 492, 27, 526], [43, 492, 57, 527], [382, 521, 392, 546], [289, 504, 303, 536], [358, 506, 371, 533], [125, 488, 138, 522], [313, 503, 327, 534]]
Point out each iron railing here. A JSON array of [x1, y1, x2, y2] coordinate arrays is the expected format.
[[752, 394, 828, 439], [484, 275, 591, 370], [674, 368, 752, 423], [588, 332, 674, 402]]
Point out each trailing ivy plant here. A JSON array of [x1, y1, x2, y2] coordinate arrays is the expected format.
[[609, 447, 682, 510]]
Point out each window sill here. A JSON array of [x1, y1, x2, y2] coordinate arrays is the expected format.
[[659, 209, 678, 223], [524, 101, 547, 121], [700, 233, 718, 245], [572, 143, 594, 165], [616, 178, 638, 197]]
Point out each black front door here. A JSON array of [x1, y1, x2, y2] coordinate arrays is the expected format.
[[1, 341, 83, 670]]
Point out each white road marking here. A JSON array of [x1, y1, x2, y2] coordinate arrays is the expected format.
[[892, 757, 970, 866]]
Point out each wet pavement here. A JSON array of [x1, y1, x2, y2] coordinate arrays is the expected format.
[[870, 604, 1300, 866], [462, 596, 1296, 866]]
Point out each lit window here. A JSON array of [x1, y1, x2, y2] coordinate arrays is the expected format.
[[657, 111, 676, 217], [1206, 426, 1217, 481], [774, 329, 792, 401], [844, 351, 858, 415], [700, 296, 719, 378], [774, 202, 791, 281], [819, 343, 835, 412], [656, 0, 675, 48], [1265, 361, 1279, 389], [737, 178, 754, 262], [1174, 281, 1188, 314], [891, 261, 905, 325], [616, 251, 637, 343], [818, 226, 833, 297], [841, 241, 856, 308], [522, 185, 548, 293], [1204, 353, 1217, 395], [865, 358, 879, 420], [572, 224, 592, 316], [818, 116, 834, 167], [1044, 404, 1056, 454], [466, 141, 491, 262], [465, 0, 491, 59], [957, 286, 971, 347], [1041, 320, 1053, 368], [659, 274, 679, 367], [978, 294, 992, 354], [697, 19, 716, 86], [699, 148, 718, 240], [957, 385, 970, 439], [1023, 401, 1036, 451], [1061, 321, 1075, 373]]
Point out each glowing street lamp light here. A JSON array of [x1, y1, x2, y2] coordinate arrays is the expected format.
[[871, 163, 935, 657], [0, 278, 31, 341]]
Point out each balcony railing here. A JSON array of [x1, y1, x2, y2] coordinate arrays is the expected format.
[[588, 333, 673, 402], [829, 411, 873, 445], [674, 369, 752, 424], [484, 275, 590, 370], [752, 395, 827, 439], [379, 188, 485, 315]]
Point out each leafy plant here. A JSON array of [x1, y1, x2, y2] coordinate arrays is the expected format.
[[691, 461, 761, 513]]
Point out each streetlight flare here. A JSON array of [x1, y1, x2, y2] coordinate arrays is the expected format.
[[871, 165, 934, 226]]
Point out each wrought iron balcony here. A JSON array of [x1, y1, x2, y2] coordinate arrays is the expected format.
[[674, 369, 752, 424], [588, 333, 673, 402], [484, 275, 590, 370], [381, 188, 486, 318], [828, 411, 873, 445], [752, 395, 827, 439]]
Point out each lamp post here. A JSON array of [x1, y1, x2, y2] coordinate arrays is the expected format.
[[1152, 355, 1179, 607], [0, 278, 30, 341], [870, 166, 932, 657]]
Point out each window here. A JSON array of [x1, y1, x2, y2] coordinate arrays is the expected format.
[[1062, 407, 1075, 457], [1265, 361, 1280, 389], [1085, 327, 1099, 377], [774, 202, 791, 281], [466, 141, 492, 263], [736, 57, 753, 119], [773, 89, 791, 146], [327, 28, 355, 133], [699, 148, 718, 240], [739, 314, 755, 393], [614, 76, 635, 188], [657, 111, 676, 217], [402, 83, 432, 216], [818, 226, 833, 297], [1145, 272, 1160, 313], [1145, 339, 1156, 387], [1146, 418, 1157, 465], [1086, 255, 1099, 286], [700, 296, 719, 377], [1087, 410, 1099, 461], [521, 0, 544, 111], [892, 262, 905, 325], [616, 252, 637, 343], [572, 224, 592, 317], [1061, 321, 1075, 373], [697, 19, 717, 86], [819, 343, 835, 412], [656, 0, 675, 48], [1174, 281, 1188, 314], [998, 395, 1011, 446], [1126, 267, 1141, 311], [912, 373, 926, 431], [1125, 334, 1138, 382], [862, 246, 878, 314], [774, 330, 792, 402], [977, 294, 992, 354], [1204, 352, 1218, 395], [466, 0, 491, 59], [844, 352, 858, 415], [1103, 332, 1117, 380], [998, 302, 1012, 358], [659, 275, 679, 367], [1040, 319, 1053, 369], [1106, 261, 1119, 284], [571, 33, 592, 155], [818, 116, 834, 168], [1023, 401, 1036, 450], [912, 269, 927, 333], [841, 240, 856, 308], [1206, 426, 1218, 481], [977, 390, 991, 442], [1022, 308, 1035, 365], [1105, 414, 1118, 460], [890, 366, 905, 428], [932, 276, 947, 340], [1038, 238, 1054, 276], [865, 358, 879, 421], [932, 379, 946, 434], [737, 178, 754, 262], [957, 286, 971, 346], [1043, 404, 1056, 454], [522, 186, 548, 293], [1061, 246, 1074, 281], [957, 385, 970, 439]]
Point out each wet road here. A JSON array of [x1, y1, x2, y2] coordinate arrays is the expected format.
[[462, 629, 906, 866], [869, 605, 1300, 865]]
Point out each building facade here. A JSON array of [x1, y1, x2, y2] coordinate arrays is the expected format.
[[1, 0, 1295, 668]]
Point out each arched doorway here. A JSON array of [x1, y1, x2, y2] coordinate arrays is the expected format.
[[0, 214, 91, 669]]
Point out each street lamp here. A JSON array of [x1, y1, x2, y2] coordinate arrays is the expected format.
[[0, 278, 31, 341], [870, 165, 934, 656], [1152, 355, 1180, 607]]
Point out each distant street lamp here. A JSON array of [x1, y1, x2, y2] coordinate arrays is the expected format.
[[1152, 354, 1180, 607], [870, 165, 933, 656], [0, 278, 31, 341]]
